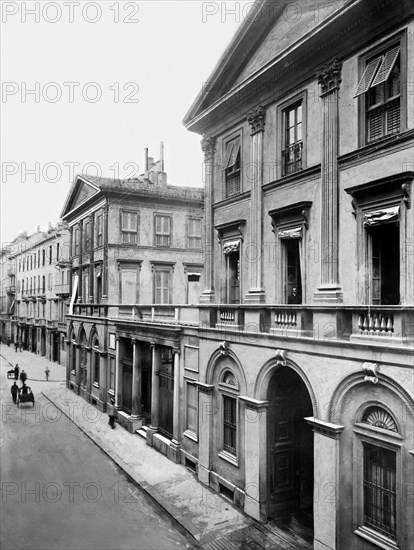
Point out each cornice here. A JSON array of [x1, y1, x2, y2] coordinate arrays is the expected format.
[[213, 190, 251, 210], [262, 165, 321, 194]]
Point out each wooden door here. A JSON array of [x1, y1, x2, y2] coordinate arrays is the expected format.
[[268, 395, 299, 517], [158, 369, 174, 438]]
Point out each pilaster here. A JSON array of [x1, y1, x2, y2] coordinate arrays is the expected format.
[[200, 136, 216, 304], [306, 417, 344, 550], [245, 106, 266, 303], [314, 58, 343, 303], [169, 348, 181, 463], [195, 382, 214, 485], [89, 212, 95, 303], [239, 397, 269, 522], [147, 343, 161, 446], [130, 338, 143, 431]]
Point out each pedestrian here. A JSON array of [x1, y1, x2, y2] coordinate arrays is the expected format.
[[14, 364, 19, 381], [11, 382, 19, 404], [19, 341, 23, 352], [107, 398, 117, 429], [7, 337, 10, 347], [45, 366, 50, 381], [14, 341, 18, 353], [19, 370, 27, 384]]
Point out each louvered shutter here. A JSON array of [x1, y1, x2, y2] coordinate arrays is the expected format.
[[368, 108, 383, 141], [354, 57, 382, 97], [371, 46, 400, 87], [387, 100, 400, 134]]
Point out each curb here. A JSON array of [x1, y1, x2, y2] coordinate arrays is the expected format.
[[42, 391, 201, 547]]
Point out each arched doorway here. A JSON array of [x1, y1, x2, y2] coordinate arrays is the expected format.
[[268, 366, 313, 529]]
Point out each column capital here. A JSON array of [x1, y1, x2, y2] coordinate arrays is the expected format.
[[317, 57, 342, 96], [305, 417, 344, 439], [247, 105, 265, 134], [201, 136, 216, 160]]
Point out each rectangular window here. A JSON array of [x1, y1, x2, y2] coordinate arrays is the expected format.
[[94, 351, 100, 385], [284, 239, 302, 304], [120, 267, 139, 304], [187, 218, 202, 249], [56, 243, 60, 261], [154, 269, 172, 304], [369, 222, 399, 305], [355, 43, 402, 143], [42, 249, 46, 266], [226, 250, 240, 304], [96, 213, 103, 247], [154, 215, 171, 247], [83, 222, 90, 253], [282, 101, 303, 176], [121, 211, 138, 244], [224, 136, 241, 197], [49, 246, 52, 264], [363, 443, 396, 540], [223, 395, 237, 455], [186, 382, 198, 434]]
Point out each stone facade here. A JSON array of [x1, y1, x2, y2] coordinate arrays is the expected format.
[[8, 225, 70, 366], [181, 2, 414, 549]]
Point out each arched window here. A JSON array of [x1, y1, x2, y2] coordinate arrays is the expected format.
[[219, 368, 239, 459], [356, 405, 399, 543], [80, 330, 88, 387]]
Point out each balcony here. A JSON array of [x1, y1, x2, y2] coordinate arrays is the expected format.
[[68, 303, 414, 346], [55, 284, 70, 296], [5, 286, 16, 294]]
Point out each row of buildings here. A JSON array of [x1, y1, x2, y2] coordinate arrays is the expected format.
[[2, 1, 413, 548]]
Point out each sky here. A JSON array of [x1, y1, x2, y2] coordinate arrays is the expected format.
[[1, 0, 249, 244]]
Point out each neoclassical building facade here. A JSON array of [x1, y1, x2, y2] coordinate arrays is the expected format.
[[181, 1, 414, 549]]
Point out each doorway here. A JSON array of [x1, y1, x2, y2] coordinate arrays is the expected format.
[[268, 366, 313, 530]]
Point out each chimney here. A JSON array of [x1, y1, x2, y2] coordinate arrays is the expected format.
[[160, 141, 164, 171], [144, 148, 149, 172]]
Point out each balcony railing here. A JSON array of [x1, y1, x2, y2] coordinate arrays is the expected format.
[[67, 303, 414, 344], [282, 141, 303, 176]]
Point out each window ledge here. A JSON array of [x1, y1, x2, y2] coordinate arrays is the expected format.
[[183, 430, 198, 443], [354, 527, 399, 550], [107, 390, 115, 396], [93, 382, 99, 388], [218, 450, 238, 468]]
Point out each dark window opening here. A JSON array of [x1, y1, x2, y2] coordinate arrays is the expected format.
[[219, 483, 234, 501], [223, 395, 237, 455], [370, 223, 399, 305], [285, 240, 302, 304], [227, 251, 240, 304], [225, 137, 241, 198]]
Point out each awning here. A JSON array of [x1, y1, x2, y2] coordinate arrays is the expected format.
[[278, 227, 302, 239], [364, 206, 399, 226], [68, 275, 78, 315], [223, 240, 240, 254]]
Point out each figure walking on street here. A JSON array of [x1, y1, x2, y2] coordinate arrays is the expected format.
[[45, 366, 50, 381], [11, 382, 19, 404], [14, 341, 18, 352], [14, 364, 19, 380], [107, 398, 117, 429], [19, 370, 27, 384]]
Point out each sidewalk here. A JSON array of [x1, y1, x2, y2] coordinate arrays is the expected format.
[[1, 344, 310, 550]]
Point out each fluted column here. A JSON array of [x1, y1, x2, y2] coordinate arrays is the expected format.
[[315, 58, 343, 302], [200, 136, 216, 304], [169, 348, 181, 463], [246, 105, 265, 303]]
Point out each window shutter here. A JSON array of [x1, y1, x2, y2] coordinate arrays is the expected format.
[[387, 99, 400, 134], [367, 108, 383, 141], [371, 46, 400, 87], [354, 56, 382, 97]]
